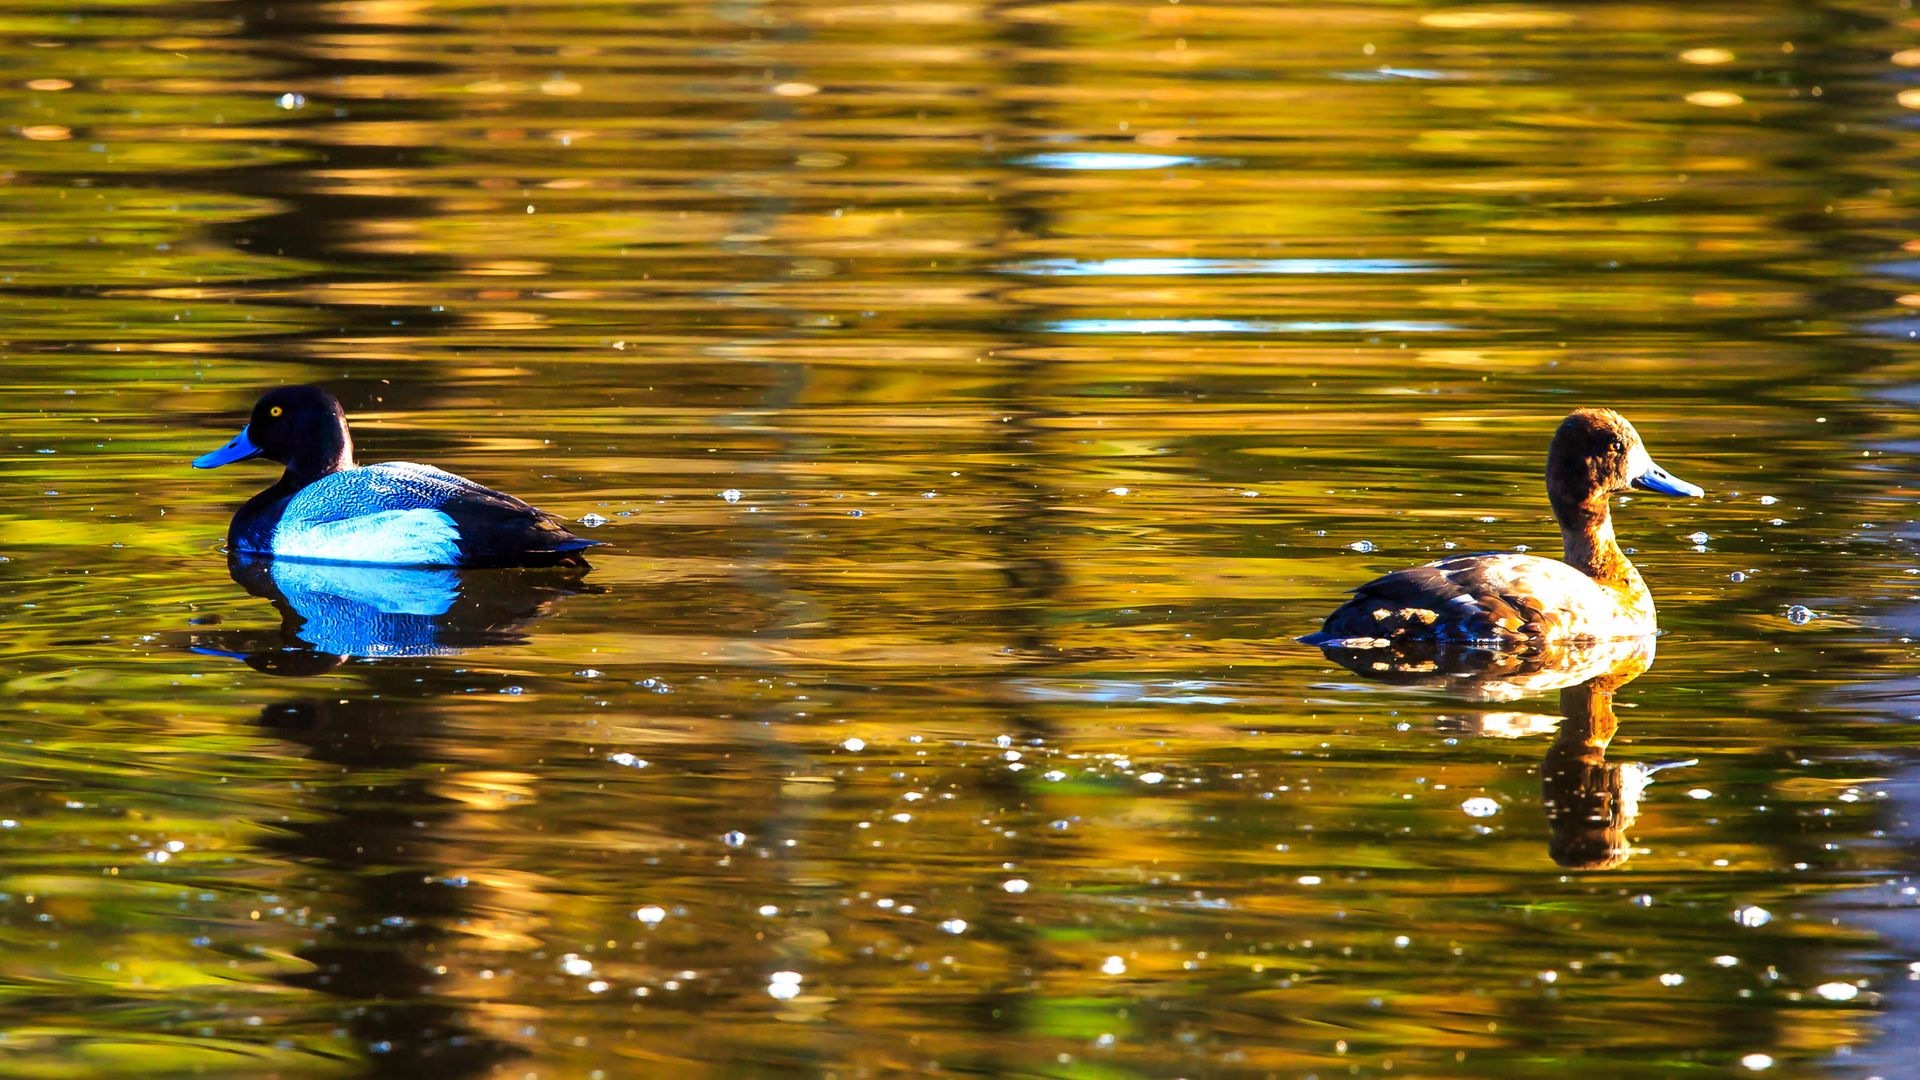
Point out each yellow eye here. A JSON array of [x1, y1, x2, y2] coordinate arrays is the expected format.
[[269, 406, 283, 417]]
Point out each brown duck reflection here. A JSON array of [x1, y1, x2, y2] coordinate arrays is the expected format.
[[191, 553, 595, 672], [1316, 635, 1694, 869]]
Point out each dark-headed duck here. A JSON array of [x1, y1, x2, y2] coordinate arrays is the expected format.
[[1303, 408, 1700, 645], [193, 385, 597, 568]]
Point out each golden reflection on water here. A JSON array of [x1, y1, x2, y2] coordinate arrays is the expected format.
[[1, 0, 1919, 1076]]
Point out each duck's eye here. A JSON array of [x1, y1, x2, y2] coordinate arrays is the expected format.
[[269, 406, 283, 418]]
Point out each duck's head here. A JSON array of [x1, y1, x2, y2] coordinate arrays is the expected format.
[[1546, 408, 1701, 516], [193, 385, 355, 477]]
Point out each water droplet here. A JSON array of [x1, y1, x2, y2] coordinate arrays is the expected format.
[[633, 906, 667, 925], [1460, 797, 1500, 817], [1100, 956, 1127, 975], [560, 954, 595, 976], [275, 92, 306, 109], [578, 513, 608, 527], [1815, 981, 1858, 1001], [1741, 1054, 1773, 1071], [1733, 905, 1772, 928], [607, 752, 649, 768], [1348, 540, 1375, 553], [842, 737, 866, 752], [719, 488, 742, 503], [1658, 972, 1685, 986], [1002, 878, 1029, 893], [1138, 771, 1166, 784], [722, 830, 748, 848], [939, 918, 968, 934], [1785, 605, 1816, 625]]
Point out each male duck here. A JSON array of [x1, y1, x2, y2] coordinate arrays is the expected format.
[[193, 385, 597, 568], [1303, 408, 1701, 645]]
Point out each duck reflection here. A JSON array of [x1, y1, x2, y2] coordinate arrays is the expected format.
[[194, 554, 594, 671], [1315, 636, 1694, 869]]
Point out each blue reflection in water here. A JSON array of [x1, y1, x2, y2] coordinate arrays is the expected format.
[[1005, 257, 1437, 277], [1016, 152, 1199, 170], [1044, 318, 1457, 334], [192, 554, 591, 673], [1330, 67, 1463, 82], [257, 559, 464, 657]]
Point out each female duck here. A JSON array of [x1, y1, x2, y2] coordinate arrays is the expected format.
[[193, 385, 597, 568], [1304, 408, 1701, 645]]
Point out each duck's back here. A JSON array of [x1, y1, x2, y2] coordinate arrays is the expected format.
[[243, 462, 595, 567], [1305, 553, 1644, 645]]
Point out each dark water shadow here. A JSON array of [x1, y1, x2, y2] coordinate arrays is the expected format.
[[187, 553, 601, 1075], [190, 554, 598, 672], [1316, 636, 1695, 869]]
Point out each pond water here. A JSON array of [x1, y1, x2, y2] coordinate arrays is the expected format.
[[1, 0, 1918, 1076]]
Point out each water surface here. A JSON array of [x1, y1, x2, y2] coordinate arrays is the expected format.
[[1, 0, 1918, 1076]]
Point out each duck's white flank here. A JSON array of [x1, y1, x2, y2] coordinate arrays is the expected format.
[[272, 508, 462, 566]]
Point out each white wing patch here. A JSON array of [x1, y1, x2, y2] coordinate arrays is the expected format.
[[272, 508, 462, 566]]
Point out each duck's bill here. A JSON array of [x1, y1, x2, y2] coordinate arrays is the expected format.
[[193, 427, 262, 469], [1631, 461, 1703, 498]]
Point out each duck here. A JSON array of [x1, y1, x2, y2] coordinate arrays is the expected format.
[[1302, 408, 1701, 646], [192, 385, 598, 568]]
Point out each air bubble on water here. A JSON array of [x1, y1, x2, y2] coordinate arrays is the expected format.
[[1687, 788, 1714, 800], [1139, 771, 1166, 784], [1659, 973, 1685, 987], [722, 830, 748, 848], [578, 513, 608, 527], [1713, 955, 1740, 967], [1687, 531, 1711, 544], [720, 489, 742, 503], [939, 918, 968, 934], [1107, 487, 1130, 496], [1393, 935, 1410, 948], [1349, 540, 1374, 553], [1785, 605, 1816, 625], [1002, 878, 1030, 893], [1814, 981, 1858, 1001], [1741, 1054, 1773, 1071], [1101, 956, 1127, 975], [577, 668, 602, 678], [1043, 769, 1068, 782], [560, 954, 595, 976], [1759, 495, 1778, 505], [1733, 905, 1772, 927], [842, 737, 866, 752], [607, 753, 648, 769], [276, 92, 306, 109], [1297, 875, 1322, 886], [767, 971, 803, 1000], [758, 904, 779, 916], [634, 906, 667, 925], [1632, 894, 1653, 907], [1460, 797, 1500, 817], [1730, 571, 1746, 582]]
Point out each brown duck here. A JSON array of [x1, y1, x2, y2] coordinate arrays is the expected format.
[[1303, 408, 1702, 645]]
